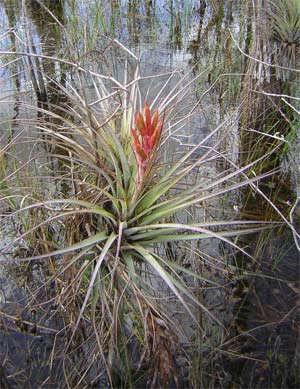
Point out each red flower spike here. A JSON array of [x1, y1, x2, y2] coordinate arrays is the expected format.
[[131, 102, 163, 185]]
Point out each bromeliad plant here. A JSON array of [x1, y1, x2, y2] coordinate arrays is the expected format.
[[0, 42, 279, 387]]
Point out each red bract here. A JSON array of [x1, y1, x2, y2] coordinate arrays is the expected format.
[[131, 103, 163, 182]]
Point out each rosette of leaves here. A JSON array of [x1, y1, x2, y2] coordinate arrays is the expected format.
[[3, 52, 275, 386]]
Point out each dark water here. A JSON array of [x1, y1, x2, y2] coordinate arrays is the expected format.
[[0, 1, 299, 387]]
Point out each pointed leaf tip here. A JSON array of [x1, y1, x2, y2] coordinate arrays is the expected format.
[[151, 110, 159, 131], [144, 102, 152, 135], [135, 112, 146, 135]]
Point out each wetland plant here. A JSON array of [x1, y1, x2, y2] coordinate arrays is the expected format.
[[0, 41, 286, 387]]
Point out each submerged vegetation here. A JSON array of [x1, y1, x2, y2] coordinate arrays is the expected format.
[[0, 0, 299, 388]]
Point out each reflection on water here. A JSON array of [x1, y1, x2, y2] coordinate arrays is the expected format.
[[0, 1, 299, 388]]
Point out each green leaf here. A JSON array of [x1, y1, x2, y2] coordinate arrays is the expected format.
[[127, 222, 258, 260], [67, 232, 117, 349], [125, 220, 271, 237], [130, 244, 200, 327], [107, 127, 132, 189], [130, 227, 267, 244], [14, 198, 117, 226], [122, 250, 137, 279], [20, 230, 108, 261]]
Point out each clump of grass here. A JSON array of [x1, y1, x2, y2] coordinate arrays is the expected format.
[[0, 40, 282, 387]]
